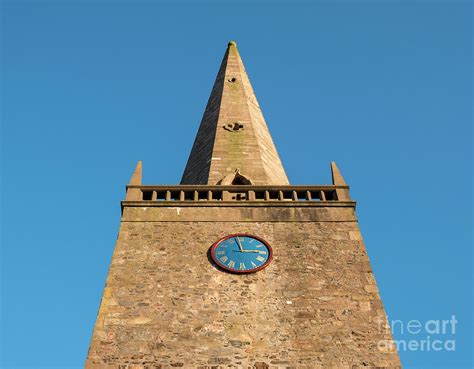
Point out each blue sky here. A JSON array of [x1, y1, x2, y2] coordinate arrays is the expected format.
[[1, 1, 472, 368]]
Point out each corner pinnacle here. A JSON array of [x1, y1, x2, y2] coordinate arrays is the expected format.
[[330, 161, 351, 201], [125, 160, 143, 201], [129, 160, 142, 185], [330, 161, 347, 186]]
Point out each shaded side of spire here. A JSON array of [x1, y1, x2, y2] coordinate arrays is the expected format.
[[180, 49, 228, 185]]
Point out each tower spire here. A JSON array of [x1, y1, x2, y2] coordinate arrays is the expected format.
[[181, 41, 289, 185]]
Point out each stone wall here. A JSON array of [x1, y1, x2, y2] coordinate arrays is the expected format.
[[86, 205, 401, 368]]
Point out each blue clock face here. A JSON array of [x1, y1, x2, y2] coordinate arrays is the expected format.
[[210, 234, 272, 273]]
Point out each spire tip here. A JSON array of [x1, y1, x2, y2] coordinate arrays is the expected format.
[[228, 40, 237, 48]]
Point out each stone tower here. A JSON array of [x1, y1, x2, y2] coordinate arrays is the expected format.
[[86, 41, 401, 368]]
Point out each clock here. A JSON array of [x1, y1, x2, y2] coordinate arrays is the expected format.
[[210, 234, 273, 273]]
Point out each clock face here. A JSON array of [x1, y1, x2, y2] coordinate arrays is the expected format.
[[210, 234, 273, 273]]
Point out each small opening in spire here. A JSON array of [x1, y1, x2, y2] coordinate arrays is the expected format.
[[228, 77, 237, 83], [217, 169, 253, 185], [223, 122, 244, 132], [232, 176, 251, 185]]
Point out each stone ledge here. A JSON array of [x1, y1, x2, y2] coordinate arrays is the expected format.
[[122, 200, 356, 208], [121, 205, 358, 222]]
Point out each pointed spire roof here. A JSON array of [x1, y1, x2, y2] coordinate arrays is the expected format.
[[181, 41, 289, 185]]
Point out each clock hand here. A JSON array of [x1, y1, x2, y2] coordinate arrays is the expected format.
[[233, 238, 263, 253], [235, 237, 244, 251]]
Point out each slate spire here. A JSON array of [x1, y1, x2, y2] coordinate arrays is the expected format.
[[181, 41, 289, 185]]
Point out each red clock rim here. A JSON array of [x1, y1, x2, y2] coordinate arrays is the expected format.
[[210, 233, 273, 274]]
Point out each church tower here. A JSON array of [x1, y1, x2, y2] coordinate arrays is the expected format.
[[86, 41, 401, 368]]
